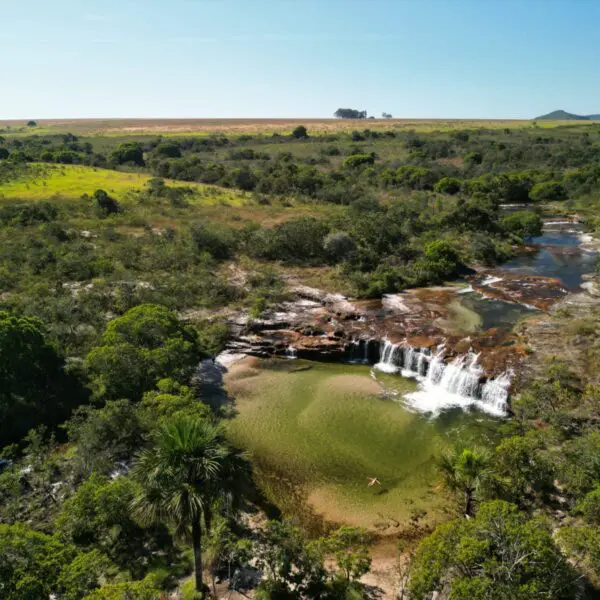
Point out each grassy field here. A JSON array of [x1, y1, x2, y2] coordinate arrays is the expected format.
[[0, 163, 345, 232], [226, 358, 499, 534], [0, 163, 247, 204], [1, 117, 592, 138]]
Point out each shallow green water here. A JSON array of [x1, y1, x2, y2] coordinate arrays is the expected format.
[[227, 358, 499, 529]]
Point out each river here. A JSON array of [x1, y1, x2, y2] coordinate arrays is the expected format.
[[222, 218, 598, 530], [224, 217, 598, 418], [371, 217, 597, 415]]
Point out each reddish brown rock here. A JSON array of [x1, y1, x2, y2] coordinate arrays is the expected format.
[[471, 271, 568, 311]]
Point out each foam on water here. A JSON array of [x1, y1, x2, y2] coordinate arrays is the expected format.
[[374, 340, 509, 417], [457, 285, 474, 294], [480, 275, 503, 286]]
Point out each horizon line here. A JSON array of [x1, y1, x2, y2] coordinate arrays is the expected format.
[[0, 116, 539, 123]]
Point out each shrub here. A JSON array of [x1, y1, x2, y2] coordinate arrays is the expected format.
[[110, 142, 145, 166], [424, 239, 460, 264], [191, 223, 234, 259], [154, 142, 181, 158], [393, 166, 438, 190], [92, 189, 120, 216], [343, 153, 375, 169], [323, 231, 356, 263], [434, 176, 461, 195], [529, 180, 566, 202], [291, 125, 308, 139], [501, 210, 543, 239]]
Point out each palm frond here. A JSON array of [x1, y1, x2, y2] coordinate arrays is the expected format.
[[130, 415, 242, 537]]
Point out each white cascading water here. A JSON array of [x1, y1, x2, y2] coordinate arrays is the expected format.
[[285, 346, 297, 359], [481, 275, 503, 286], [348, 339, 371, 364], [375, 340, 509, 416], [481, 371, 512, 414], [375, 340, 403, 373]]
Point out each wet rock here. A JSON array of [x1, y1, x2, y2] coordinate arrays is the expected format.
[[225, 282, 524, 380], [471, 271, 568, 311]]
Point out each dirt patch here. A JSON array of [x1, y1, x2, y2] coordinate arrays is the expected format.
[[361, 545, 402, 599]]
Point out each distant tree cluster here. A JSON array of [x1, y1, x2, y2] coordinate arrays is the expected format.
[[334, 108, 367, 119]]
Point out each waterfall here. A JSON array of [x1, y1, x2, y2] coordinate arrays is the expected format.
[[426, 346, 446, 385], [481, 371, 511, 414], [415, 351, 428, 377], [285, 346, 297, 359], [375, 340, 509, 416], [436, 353, 482, 398], [347, 339, 372, 364], [375, 340, 402, 373]]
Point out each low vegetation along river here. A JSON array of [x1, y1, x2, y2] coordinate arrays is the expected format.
[[223, 217, 598, 532]]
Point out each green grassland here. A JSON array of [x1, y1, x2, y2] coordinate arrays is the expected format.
[[226, 358, 499, 533], [0, 163, 345, 234], [0, 163, 247, 204]]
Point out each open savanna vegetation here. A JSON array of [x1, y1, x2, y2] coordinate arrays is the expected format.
[[0, 116, 593, 138], [4, 117, 600, 598], [0, 163, 247, 203]]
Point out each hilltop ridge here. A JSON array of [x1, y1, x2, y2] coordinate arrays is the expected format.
[[535, 109, 600, 120]]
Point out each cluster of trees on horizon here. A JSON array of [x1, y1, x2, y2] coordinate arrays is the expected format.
[[333, 109, 393, 119]]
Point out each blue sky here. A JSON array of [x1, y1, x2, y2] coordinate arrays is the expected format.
[[2, 0, 599, 119]]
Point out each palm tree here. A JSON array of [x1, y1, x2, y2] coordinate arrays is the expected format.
[[437, 446, 493, 517], [131, 416, 241, 595]]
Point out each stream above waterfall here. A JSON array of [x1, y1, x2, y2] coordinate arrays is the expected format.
[[360, 218, 598, 417], [226, 217, 597, 418], [500, 221, 597, 290]]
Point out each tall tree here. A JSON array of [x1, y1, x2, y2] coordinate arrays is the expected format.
[[0, 311, 82, 444], [437, 446, 493, 517], [86, 304, 202, 401], [131, 416, 242, 595]]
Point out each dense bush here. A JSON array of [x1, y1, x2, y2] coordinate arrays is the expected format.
[[434, 176, 461, 195], [291, 125, 308, 139], [409, 501, 580, 600], [86, 304, 202, 400], [501, 210, 543, 239], [343, 153, 375, 169], [109, 142, 145, 166], [0, 312, 84, 443], [530, 180, 566, 202]]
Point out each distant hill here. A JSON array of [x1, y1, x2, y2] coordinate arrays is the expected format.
[[535, 109, 600, 121]]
